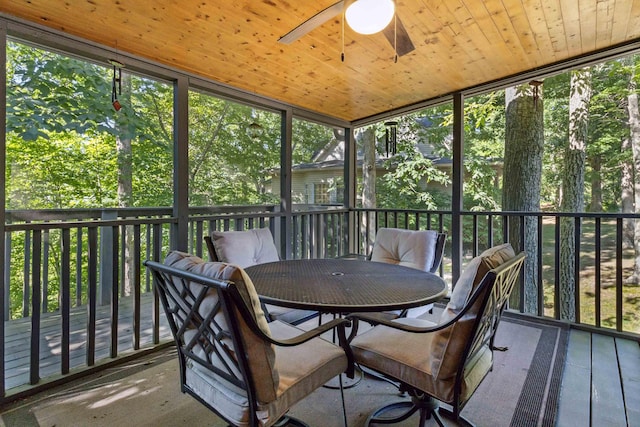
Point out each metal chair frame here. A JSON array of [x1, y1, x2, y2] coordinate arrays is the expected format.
[[349, 252, 526, 427], [145, 260, 353, 427]]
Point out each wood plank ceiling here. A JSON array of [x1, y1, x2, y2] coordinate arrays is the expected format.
[[2, 0, 640, 122]]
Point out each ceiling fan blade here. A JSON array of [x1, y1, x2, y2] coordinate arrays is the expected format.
[[383, 16, 415, 56], [279, 1, 345, 44]]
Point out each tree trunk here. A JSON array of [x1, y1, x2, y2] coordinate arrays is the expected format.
[[503, 84, 544, 313], [116, 73, 134, 297], [625, 62, 640, 285], [360, 127, 377, 253], [560, 68, 592, 321], [621, 136, 634, 248]]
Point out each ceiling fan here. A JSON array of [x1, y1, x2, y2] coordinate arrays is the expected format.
[[278, 0, 416, 57]]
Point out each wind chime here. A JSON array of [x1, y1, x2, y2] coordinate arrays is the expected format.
[[109, 59, 125, 111], [530, 80, 543, 110], [385, 121, 398, 156]]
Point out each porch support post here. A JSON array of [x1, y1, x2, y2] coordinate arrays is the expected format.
[[280, 108, 293, 259], [172, 75, 189, 251], [344, 126, 356, 254], [0, 19, 7, 397], [451, 92, 464, 284]]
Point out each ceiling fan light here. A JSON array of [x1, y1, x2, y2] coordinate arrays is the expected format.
[[345, 0, 395, 35]]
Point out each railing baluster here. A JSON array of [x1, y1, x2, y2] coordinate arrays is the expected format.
[[595, 217, 601, 328], [195, 220, 204, 258], [537, 216, 544, 317], [61, 229, 71, 374], [23, 228, 31, 318], [145, 224, 152, 292], [152, 223, 162, 344], [75, 227, 82, 307], [574, 217, 581, 324], [487, 214, 494, 248], [616, 218, 623, 332], [554, 218, 561, 320], [473, 215, 479, 256], [4, 231, 11, 321], [42, 229, 49, 313], [29, 230, 42, 385], [111, 225, 119, 358], [520, 215, 526, 311], [133, 224, 141, 350], [86, 227, 98, 367]]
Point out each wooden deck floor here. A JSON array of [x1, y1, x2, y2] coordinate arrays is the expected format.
[[3, 292, 171, 392], [557, 329, 640, 427], [2, 301, 640, 426]]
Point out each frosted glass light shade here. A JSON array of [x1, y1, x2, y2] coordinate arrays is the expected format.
[[345, 0, 395, 35]]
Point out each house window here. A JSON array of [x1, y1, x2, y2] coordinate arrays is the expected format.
[[314, 183, 331, 204]]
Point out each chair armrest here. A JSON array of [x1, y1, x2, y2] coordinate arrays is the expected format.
[[266, 317, 355, 378], [266, 317, 351, 347], [347, 290, 486, 334]]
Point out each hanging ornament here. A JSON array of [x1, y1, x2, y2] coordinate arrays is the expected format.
[[384, 121, 398, 156], [109, 59, 125, 111], [529, 80, 543, 110]]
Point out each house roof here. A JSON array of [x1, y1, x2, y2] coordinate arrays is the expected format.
[[2, 1, 640, 123]]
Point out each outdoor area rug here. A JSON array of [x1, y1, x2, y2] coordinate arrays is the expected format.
[[0, 315, 569, 427], [460, 315, 569, 427], [288, 314, 570, 426]]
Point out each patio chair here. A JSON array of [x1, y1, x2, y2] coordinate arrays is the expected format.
[[349, 244, 525, 427], [145, 251, 353, 427], [204, 228, 317, 325], [365, 228, 447, 319]]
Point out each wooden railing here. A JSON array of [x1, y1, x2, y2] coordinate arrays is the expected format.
[[2, 205, 640, 402]]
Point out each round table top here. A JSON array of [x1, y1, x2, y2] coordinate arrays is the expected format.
[[245, 258, 447, 313]]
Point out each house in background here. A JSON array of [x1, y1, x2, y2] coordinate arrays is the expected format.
[[270, 139, 453, 207]]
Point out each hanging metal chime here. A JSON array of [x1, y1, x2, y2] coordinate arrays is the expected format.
[[109, 59, 125, 111], [385, 121, 398, 156]]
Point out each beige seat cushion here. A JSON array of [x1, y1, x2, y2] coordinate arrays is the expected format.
[[186, 320, 347, 427], [350, 317, 492, 405], [371, 228, 438, 272], [210, 228, 279, 268]]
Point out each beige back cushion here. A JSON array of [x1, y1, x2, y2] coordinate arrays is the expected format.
[[210, 228, 280, 268], [370, 228, 438, 272], [164, 251, 279, 403], [430, 243, 515, 379]]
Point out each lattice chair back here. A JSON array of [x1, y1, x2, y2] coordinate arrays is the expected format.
[[436, 250, 526, 412], [146, 251, 279, 426]]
